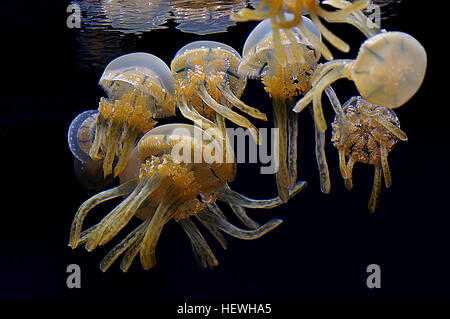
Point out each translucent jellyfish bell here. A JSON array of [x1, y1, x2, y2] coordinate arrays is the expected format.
[[68, 110, 113, 190], [294, 31, 427, 133], [171, 40, 267, 144], [99, 52, 175, 117], [68, 110, 98, 163], [69, 123, 305, 272], [90, 52, 176, 178], [240, 14, 321, 76]]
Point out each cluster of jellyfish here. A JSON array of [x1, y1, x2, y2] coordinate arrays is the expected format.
[[67, 0, 426, 272]]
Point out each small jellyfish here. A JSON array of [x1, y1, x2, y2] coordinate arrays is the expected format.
[[170, 40, 267, 144], [68, 109, 113, 190], [69, 124, 306, 271], [239, 16, 334, 199], [331, 96, 408, 212], [232, 0, 377, 61], [89, 52, 176, 178], [294, 31, 427, 133]]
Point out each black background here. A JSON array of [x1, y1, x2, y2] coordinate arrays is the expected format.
[[0, 0, 448, 304]]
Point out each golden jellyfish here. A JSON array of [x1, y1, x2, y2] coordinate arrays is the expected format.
[[170, 40, 267, 145], [89, 52, 176, 178], [232, 0, 378, 62], [293, 31, 427, 133], [239, 15, 338, 198], [331, 96, 407, 212], [69, 124, 306, 271]]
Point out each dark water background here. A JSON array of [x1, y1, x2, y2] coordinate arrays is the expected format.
[[0, 0, 448, 303]]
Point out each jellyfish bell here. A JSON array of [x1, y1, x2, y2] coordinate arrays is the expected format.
[[350, 31, 427, 108], [331, 96, 408, 212], [68, 109, 98, 164], [99, 52, 176, 118], [239, 14, 321, 78], [68, 109, 114, 190], [90, 52, 177, 178]]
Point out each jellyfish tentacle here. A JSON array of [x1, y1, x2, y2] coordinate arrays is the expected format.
[[113, 126, 141, 177], [318, 0, 370, 21], [119, 227, 147, 272], [314, 116, 331, 194], [195, 214, 228, 250], [196, 84, 261, 144], [99, 175, 164, 246], [297, 18, 334, 61], [139, 187, 185, 270], [69, 179, 138, 248], [180, 218, 219, 268], [200, 210, 282, 240], [287, 108, 299, 189], [89, 113, 108, 160], [310, 12, 350, 53], [311, 66, 349, 132], [218, 85, 268, 121], [373, 115, 408, 141], [345, 156, 356, 190], [272, 96, 291, 202], [368, 163, 383, 213], [99, 220, 148, 272], [103, 120, 123, 177], [230, 204, 259, 230], [379, 143, 392, 188], [217, 180, 307, 209], [85, 174, 163, 251], [178, 95, 224, 141], [322, 0, 378, 37]]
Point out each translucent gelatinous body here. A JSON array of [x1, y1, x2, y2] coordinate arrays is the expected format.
[[351, 31, 427, 108], [90, 53, 176, 178], [69, 123, 307, 271], [331, 96, 407, 212], [239, 16, 330, 200], [294, 31, 427, 133], [171, 41, 267, 144], [68, 110, 98, 163]]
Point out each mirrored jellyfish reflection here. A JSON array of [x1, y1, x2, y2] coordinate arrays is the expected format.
[[170, 0, 249, 35], [331, 96, 407, 212], [232, 0, 378, 62], [170, 40, 267, 145], [293, 31, 427, 133], [239, 16, 335, 199], [69, 124, 306, 271], [90, 52, 176, 178], [68, 110, 114, 190]]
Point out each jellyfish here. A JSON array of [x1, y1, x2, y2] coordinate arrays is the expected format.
[[89, 52, 176, 178], [232, 0, 377, 62], [238, 15, 338, 199], [293, 31, 427, 133], [69, 124, 306, 271], [68, 109, 114, 190], [331, 96, 407, 212], [170, 40, 267, 145]]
